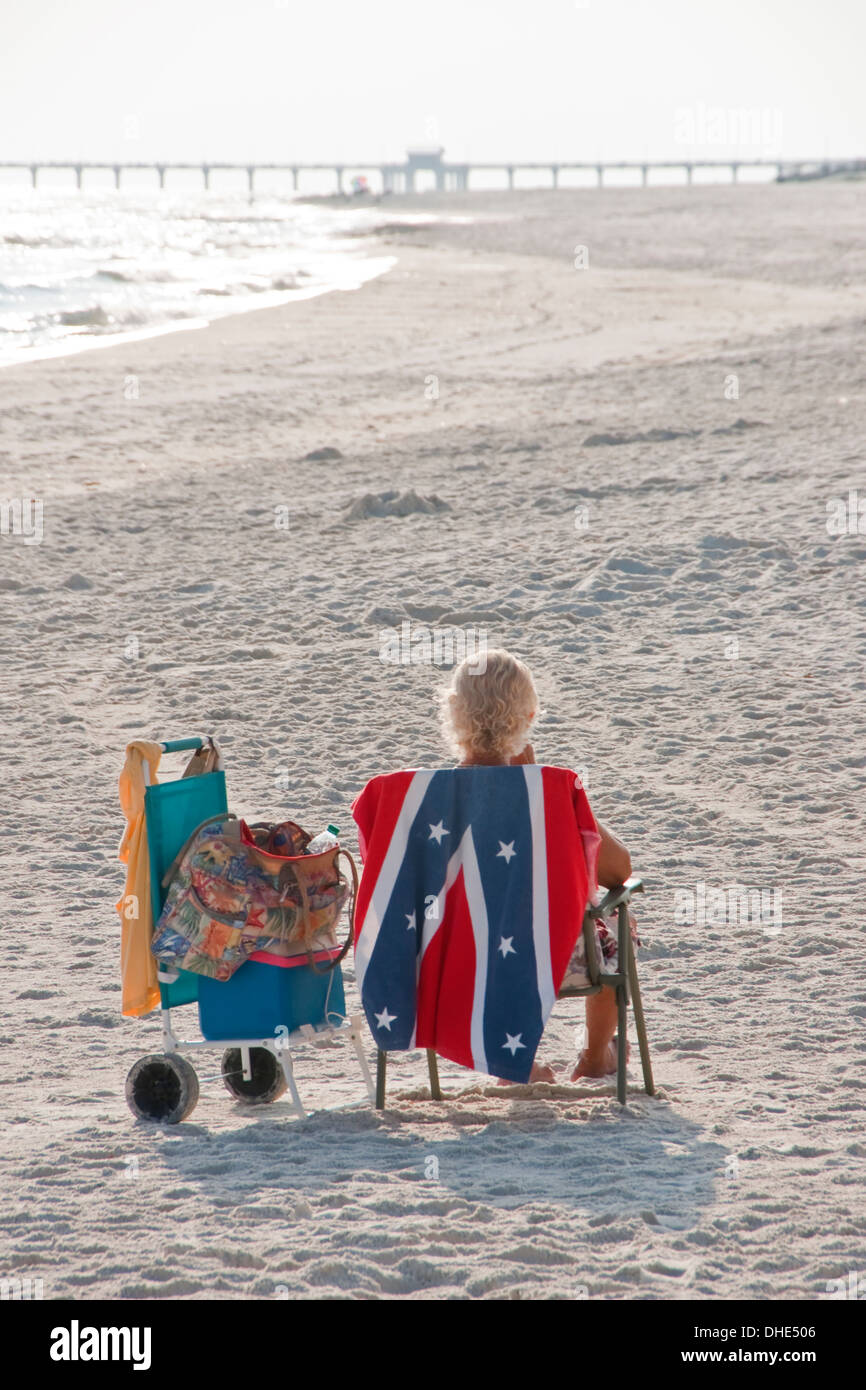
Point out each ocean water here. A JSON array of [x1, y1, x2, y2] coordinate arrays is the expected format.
[[0, 188, 397, 366]]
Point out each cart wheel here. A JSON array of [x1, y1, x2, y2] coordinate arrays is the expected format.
[[125, 1053, 199, 1124], [221, 1048, 288, 1104]]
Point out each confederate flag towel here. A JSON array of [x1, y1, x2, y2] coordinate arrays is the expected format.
[[351, 765, 601, 1083]]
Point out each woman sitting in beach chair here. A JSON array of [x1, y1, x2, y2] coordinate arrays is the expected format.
[[439, 648, 636, 1082]]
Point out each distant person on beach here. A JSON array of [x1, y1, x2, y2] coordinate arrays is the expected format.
[[440, 648, 635, 1083]]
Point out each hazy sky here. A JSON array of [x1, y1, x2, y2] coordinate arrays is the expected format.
[[2, 0, 864, 164]]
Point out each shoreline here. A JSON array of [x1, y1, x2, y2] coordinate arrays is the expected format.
[[6, 177, 866, 375], [5, 178, 866, 384], [2, 241, 863, 505], [0, 247, 397, 372]]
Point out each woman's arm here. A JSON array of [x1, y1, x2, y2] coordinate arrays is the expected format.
[[596, 821, 632, 888]]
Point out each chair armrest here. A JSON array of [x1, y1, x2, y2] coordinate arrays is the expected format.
[[587, 875, 645, 918]]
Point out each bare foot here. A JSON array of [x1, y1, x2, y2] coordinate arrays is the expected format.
[[571, 1039, 630, 1081], [497, 1061, 556, 1086]]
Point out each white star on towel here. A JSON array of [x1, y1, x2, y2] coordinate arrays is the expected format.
[[498, 936, 516, 959], [406, 912, 417, 931], [503, 1033, 526, 1056], [497, 840, 516, 863], [375, 1008, 397, 1031], [429, 821, 449, 844]]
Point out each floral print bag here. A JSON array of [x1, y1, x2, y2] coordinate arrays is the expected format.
[[151, 813, 356, 981]]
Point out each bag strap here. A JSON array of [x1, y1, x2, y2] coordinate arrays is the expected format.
[[304, 847, 359, 975]]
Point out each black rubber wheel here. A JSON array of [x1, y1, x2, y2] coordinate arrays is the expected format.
[[125, 1053, 199, 1124], [221, 1047, 287, 1104]]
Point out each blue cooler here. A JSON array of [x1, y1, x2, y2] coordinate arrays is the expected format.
[[197, 956, 346, 1041]]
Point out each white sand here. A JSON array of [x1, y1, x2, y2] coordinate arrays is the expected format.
[[1, 181, 865, 1300]]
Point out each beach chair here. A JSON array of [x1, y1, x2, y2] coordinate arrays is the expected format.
[[557, 876, 654, 1105], [353, 764, 656, 1110], [124, 736, 376, 1124], [374, 876, 653, 1108]]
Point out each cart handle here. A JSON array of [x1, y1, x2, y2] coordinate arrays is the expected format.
[[160, 737, 205, 753]]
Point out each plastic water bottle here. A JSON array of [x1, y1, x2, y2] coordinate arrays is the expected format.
[[306, 824, 340, 854]]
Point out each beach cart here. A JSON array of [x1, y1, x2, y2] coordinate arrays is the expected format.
[[124, 736, 376, 1124]]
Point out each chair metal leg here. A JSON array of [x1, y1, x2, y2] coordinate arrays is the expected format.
[[426, 1049, 443, 1100], [627, 937, 655, 1096], [616, 983, 628, 1104], [616, 903, 629, 1104], [375, 1050, 387, 1109]]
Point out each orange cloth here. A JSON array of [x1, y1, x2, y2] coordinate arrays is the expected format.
[[116, 740, 163, 1017]]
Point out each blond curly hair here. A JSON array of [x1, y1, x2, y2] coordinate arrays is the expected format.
[[439, 649, 538, 760]]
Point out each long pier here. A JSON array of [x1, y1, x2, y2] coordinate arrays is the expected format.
[[1, 154, 863, 193]]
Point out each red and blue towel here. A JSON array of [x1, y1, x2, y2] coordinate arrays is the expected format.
[[351, 766, 600, 1082]]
